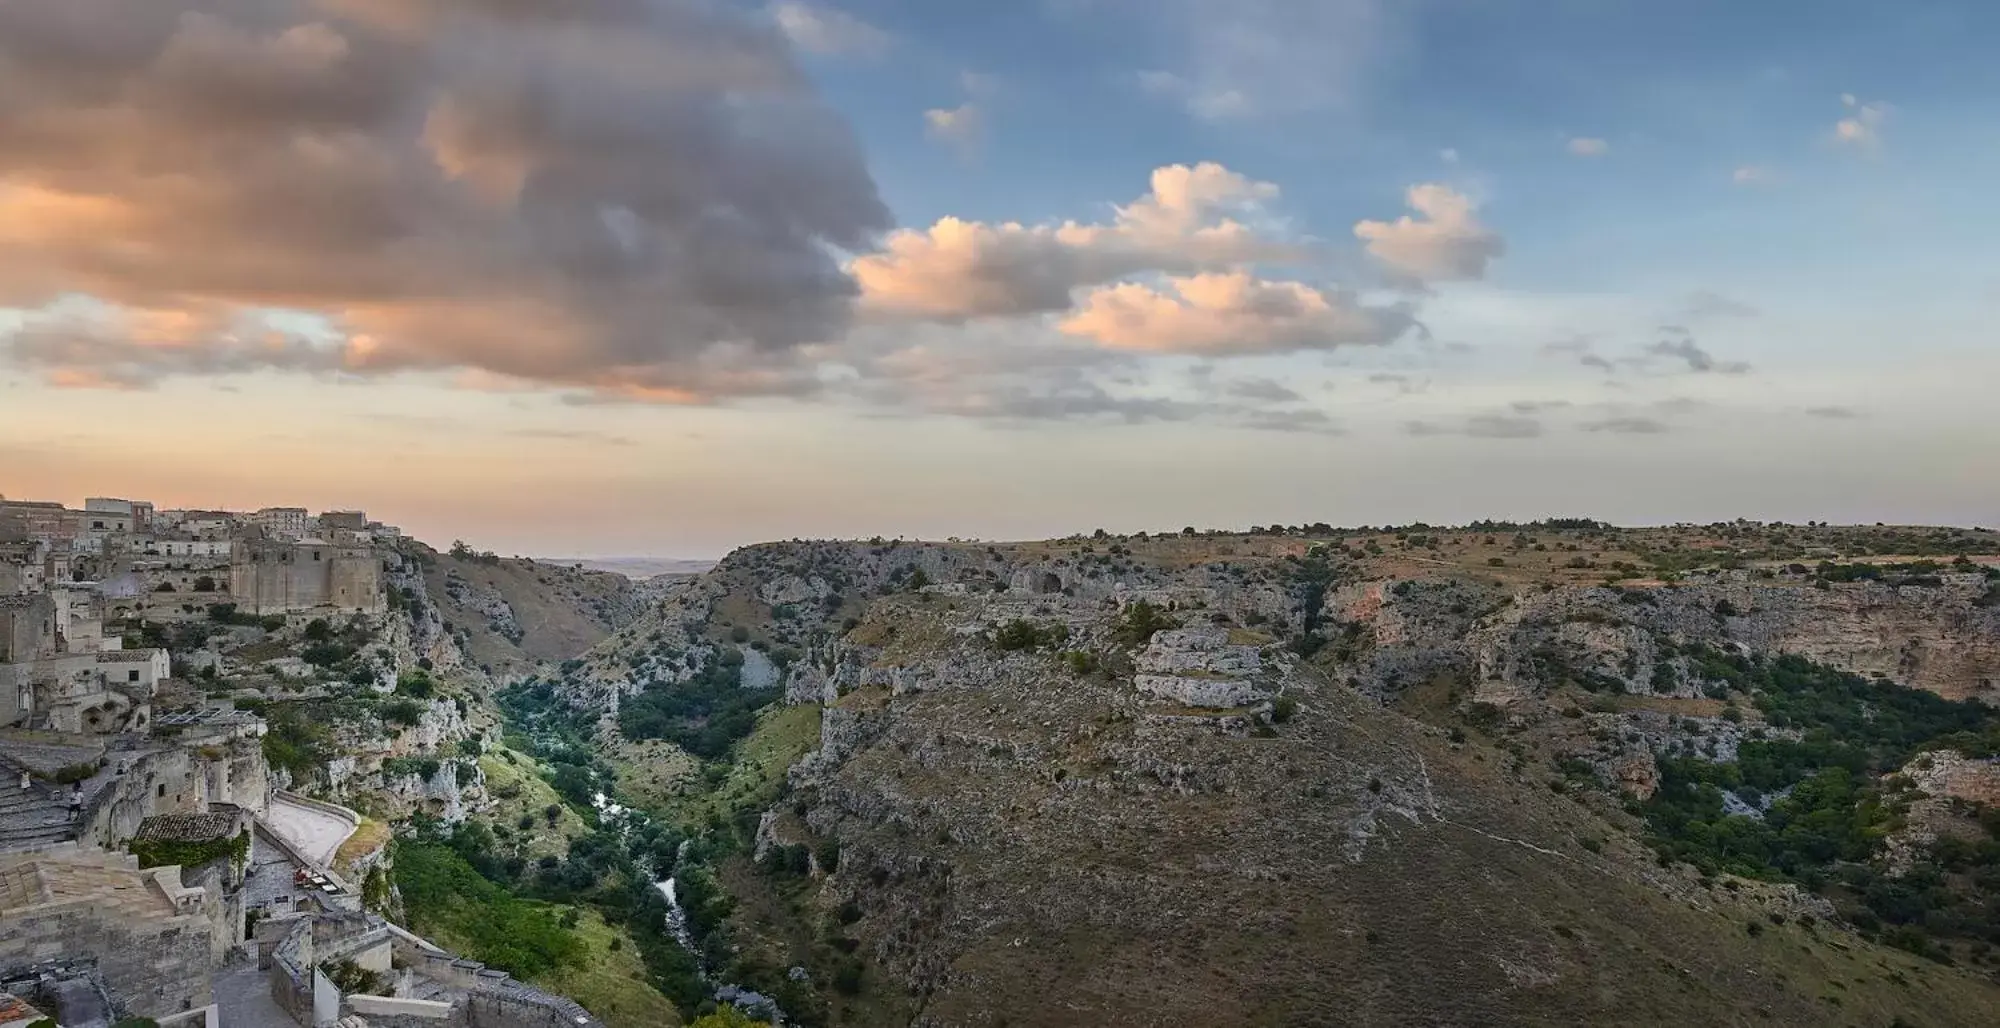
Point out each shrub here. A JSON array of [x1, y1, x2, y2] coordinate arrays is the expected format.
[[1112, 600, 1176, 648], [993, 619, 1067, 652], [391, 838, 583, 977], [1270, 695, 1298, 723], [396, 670, 436, 699], [380, 699, 425, 728]]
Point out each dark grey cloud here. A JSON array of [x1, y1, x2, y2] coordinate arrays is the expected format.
[[1582, 417, 1671, 435], [1509, 400, 1572, 415], [1680, 290, 1761, 320], [0, 0, 890, 399], [1542, 336, 1616, 373], [1644, 338, 1750, 374], [1805, 405, 1864, 420], [929, 381, 1205, 425], [1367, 372, 1430, 394], [1406, 414, 1544, 439], [1235, 409, 1342, 435], [1224, 377, 1303, 403]]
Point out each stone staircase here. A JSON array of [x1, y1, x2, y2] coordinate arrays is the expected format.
[[0, 752, 80, 852]]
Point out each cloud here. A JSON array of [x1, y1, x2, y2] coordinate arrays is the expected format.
[[1732, 165, 1775, 185], [505, 428, 639, 447], [0, 0, 891, 399], [1406, 414, 1543, 439], [1644, 338, 1750, 374], [1224, 377, 1303, 403], [1509, 400, 1572, 415], [1567, 137, 1609, 157], [851, 162, 1296, 322], [8, 301, 344, 389], [1235, 408, 1342, 435], [927, 378, 1204, 425], [924, 104, 985, 154], [1354, 185, 1505, 283], [769, 2, 892, 58], [1439, 148, 1461, 165], [1805, 405, 1864, 420], [960, 71, 1002, 97], [1582, 417, 1671, 435], [1059, 272, 1415, 355], [1540, 336, 1615, 373], [1678, 291, 1760, 321], [1834, 94, 1887, 147], [1367, 372, 1429, 394], [1120, 0, 1391, 120], [1132, 70, 1251, 121]]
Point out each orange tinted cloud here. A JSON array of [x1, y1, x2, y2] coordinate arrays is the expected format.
[[1059, 272, 1413, 354]]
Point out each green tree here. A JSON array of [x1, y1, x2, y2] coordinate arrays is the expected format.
[[690, 1007, 771, 1028]]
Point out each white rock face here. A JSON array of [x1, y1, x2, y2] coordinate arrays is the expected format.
[[740, 648, 780, 691], [1133, 626, 1270, 708], [759, 575, 833, 608]]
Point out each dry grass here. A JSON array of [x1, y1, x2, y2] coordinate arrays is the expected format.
[[333, 816, 392, 875], [529, 907, 684, 1028]]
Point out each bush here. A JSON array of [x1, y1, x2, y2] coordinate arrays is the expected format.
[[618, 650, 777, 760], [993, 619, 1067, 652], [1270, 695, 1298, 723], [396, 670, 436, 699], [392, 838, 584, 977], [380, 699, 426, 728], [1112, 601, 1176, 648]]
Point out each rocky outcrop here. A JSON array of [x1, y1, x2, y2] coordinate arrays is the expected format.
[[1132, 625, 1273, 708], [1883, 749, 2000, 875], [1466, 572, 2000, 705]]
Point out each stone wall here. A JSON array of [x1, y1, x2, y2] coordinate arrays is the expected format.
[[388, 932, 604, 1028], [80, 736, 267, 851], [231, 542, 384, 616], [0, 860, 217, 1019]]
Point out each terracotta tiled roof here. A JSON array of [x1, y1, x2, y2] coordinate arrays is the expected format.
[[133, 811, 239, 843]]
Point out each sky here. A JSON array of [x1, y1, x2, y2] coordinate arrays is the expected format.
[[2, 0, 1997, 557]]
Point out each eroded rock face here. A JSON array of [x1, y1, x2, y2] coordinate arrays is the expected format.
[[1132, 626, 1272, 708], [771, 591, 1964, 1026], [1883, 749, 2000, 875], [1467, 572, 2000, 706], [379, 759, 488, 824]]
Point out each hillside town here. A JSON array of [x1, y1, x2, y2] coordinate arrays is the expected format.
[[0, 493, 602, 1028]]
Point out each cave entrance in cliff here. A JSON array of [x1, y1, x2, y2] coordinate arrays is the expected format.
[[1036, 573, 1063, 594]]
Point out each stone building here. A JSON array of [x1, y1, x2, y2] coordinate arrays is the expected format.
[[165, 510, 238, 539], [250, 508, 309, 542], [230, 537, 384, 615], [145, 538, 233, 560], [83, 499, 153, 532], [318, 510, 368, 532], [0, 597, 54, 666], [0, 543, 46, 597], [0, 846, 219, 1020], [0, 502, 68, 544]]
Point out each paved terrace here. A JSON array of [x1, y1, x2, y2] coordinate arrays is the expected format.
[[262, 793, 355, 868]]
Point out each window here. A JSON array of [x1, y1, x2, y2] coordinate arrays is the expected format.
[[312, 550, 321, 561], [128, 670, 140, 683], [157, 784, 166, 798]]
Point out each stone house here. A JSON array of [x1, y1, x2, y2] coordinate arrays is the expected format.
[[250, 508, 309, 542], [0, 846, 219, 1020], [230, 537, 383, 615]]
